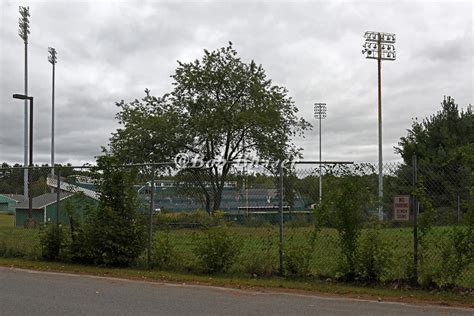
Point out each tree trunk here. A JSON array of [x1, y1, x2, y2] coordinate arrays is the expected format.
[[211, 168, 228, 212], [205, 194, 211, 215]]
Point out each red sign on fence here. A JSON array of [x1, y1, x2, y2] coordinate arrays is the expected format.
[[394, 195, 410, 221]]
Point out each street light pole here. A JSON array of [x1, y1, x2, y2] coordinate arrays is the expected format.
[[362, 31, 396, 220], [314, 103, 327, 203], [18, 6, 30, 200], [48, 47, 57, 177], [13, 94, 34, 227]]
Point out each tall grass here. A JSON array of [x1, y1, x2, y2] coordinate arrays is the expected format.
[[0, 220, 472, 288]]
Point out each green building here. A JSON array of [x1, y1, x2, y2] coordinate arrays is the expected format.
[[15, 192, 96, 227], [0, 194, 24, 213]]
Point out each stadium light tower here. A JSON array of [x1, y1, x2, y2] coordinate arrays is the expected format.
[[48, 47, 57, 177], [362, 31, 396, 220], [314, 103, 327, 203], [18, 6, 30, 200]]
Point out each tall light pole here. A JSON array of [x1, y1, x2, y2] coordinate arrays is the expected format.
[[13, 94, 34, 227], [48, 47, 57, 177], [18, 6, 30, 199], [314, 103, 326, 203], [362, 31, 396, 220]]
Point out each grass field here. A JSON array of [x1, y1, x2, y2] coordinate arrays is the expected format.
[[0, 214, 41, 258], [159, 225, 474, 288], [0, 214, 14, 227], [0, 213, 472, 288]]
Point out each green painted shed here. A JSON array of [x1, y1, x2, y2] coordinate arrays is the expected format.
[[15, 192, 96, 227], [0, 194, 24, 213]]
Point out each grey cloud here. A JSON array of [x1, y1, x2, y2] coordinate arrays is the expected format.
[[0, 0, 472, 166], [420, 39, 471, 62]]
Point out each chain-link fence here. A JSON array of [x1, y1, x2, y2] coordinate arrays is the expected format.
[[0, 158, 472, 288]]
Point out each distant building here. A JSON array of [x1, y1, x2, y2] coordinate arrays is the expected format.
[[15, 192, 97, 227], [43, 176, 309, 214], [137, 180, 308, 212]]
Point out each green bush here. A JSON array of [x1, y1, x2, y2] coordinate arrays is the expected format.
[[86, 205, 146, 266], [315, 165, 376, 280], [40, 224, 68, 261], [242, 232, 277, 277], [284, 230, 316, 277], [284, 244, 313, 277], [0, 241, 27, 258], [194, 227, 239, 273], [243, 251, 277, 277], [60, 192, 97, 263], [434, 226, 474, 287], [68, 156, 146, 267], [355, 227, 392, 282], [67, 225, 92, 263], [414, 179, 437, 286], [151, 231, 179, 270]]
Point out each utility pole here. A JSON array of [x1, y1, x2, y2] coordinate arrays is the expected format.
[[48, 47, 58, 177], [18, 6, 30, 200], [13, 94, 34, 227], [362, 31, 396, 220], [314, 103, 327, 203]]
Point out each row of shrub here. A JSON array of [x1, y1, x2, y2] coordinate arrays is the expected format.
[[31, 215, 474, 288], [35, 160, 473, 290], [38, 157, 146, 266], [139, 223, 474, 289], [310, 175, 474, 288]]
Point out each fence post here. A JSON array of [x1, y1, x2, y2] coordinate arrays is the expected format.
[[278, 162, 284, 276], [56, 166, 60, 226], [457, 194, 461, 225], [412, 154, 418, 283], [147, 165, 155, 269]]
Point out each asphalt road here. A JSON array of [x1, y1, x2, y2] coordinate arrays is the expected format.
[[0, 267, 472, 316]]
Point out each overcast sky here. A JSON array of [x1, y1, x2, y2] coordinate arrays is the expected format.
[[0, 0, 472, 166]]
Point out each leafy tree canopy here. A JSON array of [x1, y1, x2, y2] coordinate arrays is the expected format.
[[395, 96, 473, 213], [395, 96, 473, 166], [107, 43, 311, 212]]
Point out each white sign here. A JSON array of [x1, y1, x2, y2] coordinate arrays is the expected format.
[[394, 195, 410, 221]]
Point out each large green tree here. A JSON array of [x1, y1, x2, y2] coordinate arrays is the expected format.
[[107, 43, 311, 212], [395, 96, 472, 163], [0, 163, 24, 194], [395, 96, 473, 214]]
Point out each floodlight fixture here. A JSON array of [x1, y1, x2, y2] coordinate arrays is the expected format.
[[362, 31, 396, 61], [314, 103, 327, 119], [18, 6, 30, 43], [48, 47, 57, 64]]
